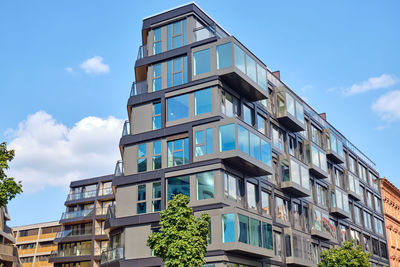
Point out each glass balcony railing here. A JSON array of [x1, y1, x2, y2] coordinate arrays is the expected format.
[[100, 187, 113, 196], [137, 45, 148, 60], [114, 161, 123, 177], [56, 228, 92, 239], [193, 23, 228, 42], [122, 120, 130, 136], [106, 204, 115, 221], [280, 154, 310, 197], [66, 190, 97, 201], [100, 247, 124, 264], [130, 80, 148, 97], [60, 209, 93, 220], [51, 247, 91, 258]]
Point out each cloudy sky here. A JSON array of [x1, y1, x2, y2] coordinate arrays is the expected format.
[[1, 0, 399, 226]]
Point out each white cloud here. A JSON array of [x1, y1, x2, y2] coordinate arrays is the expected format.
[[65, 67, 73, 73], [346, 74, 397, 95], [6, 111, 123, 192], [371, 90, 400, 121], [80, 56, 110, 74]]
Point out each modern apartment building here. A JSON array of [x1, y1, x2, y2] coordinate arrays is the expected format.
[[13, 221, 60, 267], [0, 206, 19, 267], [49, 175, 114, 267], [100, 3, 389, 267], [381, 178, 400, 267]]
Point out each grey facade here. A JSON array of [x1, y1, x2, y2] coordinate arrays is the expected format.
[[101, 3, 389, 267], [49, 175, 114, 267]]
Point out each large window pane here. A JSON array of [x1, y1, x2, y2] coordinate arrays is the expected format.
[[262, 223, 273, 250], [224, 173, 237, 201], [286, 93, 295, 117], [246, 54, 257, 82], [193, 48, 211, 75], [261, 191, 270, 216], [275, 197, 289, 221], [246, 182, 257, 209], [153, 64, 162, 91], [222, 213, 235, 243], [311, 145, 320, 168], [257, 64, 267, 90], [167, 94, 189, 121], [290, 159, 300, 185], [243, 105, 253, 125], [206, 128, 213, 155], [238, 125, 249, 154], [238, 214, 249, 244], [295, 101, 304, 123], [261, 140, 272, 166], [250, 132, 261, 161], [217, 43, 232, 69], [168, 176, 190, 200], [195, 88, 212, 115], [219, 124, 236, 152], [196, 171, 214, 200], [234, 44, 246, 73], [250, 218, 262, 247]]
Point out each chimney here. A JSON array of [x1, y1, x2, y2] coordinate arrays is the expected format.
[[319, 113, 327, 120], [272, 70, 280, 80]]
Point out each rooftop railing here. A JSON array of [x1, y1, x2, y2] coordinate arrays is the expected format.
[[114, 161, 123, 177], [122, 120, 130, 136], [137, 45, 148, 60], [100, 247, 124, 264], [66, 189, 97, 201], [193, 23, 228, 42], [60, 209, 93, 220], [130, 81, 148, 97], [106, 204, 115, 220]]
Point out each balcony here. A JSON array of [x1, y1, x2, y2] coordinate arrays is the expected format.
[[276, 87, 306, 132], [19, 247, 36, 255], [323, 129, 345, 164], [283, 228, 317, 267], [304, 141, 328, 178], [36, 245, 57, 253], [0, 243, 15, 262], [100, 247, 124, 264], [309, 205, 334, 240], [100, 187, 113, 196], [130, 80, 148, 97], [279, 154, 311, 197], [193, 118, 273, 176], [137, 45, 148, 60], [66, 189, 97, 202], [114, 160, 123, 177], [122, 120, 130, 136], [39, 232, 57, 240], [346, 171, 362, 201], [193, 23, 228, 42], [328, 185, 350, 218], [50, 247, 91, 258], [56, 228, 92, 239], [60, 209, 93, 221], [16, 235, 37, 243], [106, 204, 115, 221]]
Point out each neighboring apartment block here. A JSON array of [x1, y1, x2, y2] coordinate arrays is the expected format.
[[0, 206, 19, 267], [13, 221, 60, 267], [98, 3, 389, 267], [381, 178, 400, 267], [49, 175, 114, 267]]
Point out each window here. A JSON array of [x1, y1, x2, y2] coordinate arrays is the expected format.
[[221, 90, 239, 117], [374, 196, 382, 213], [152, 140, 162, 170], [257, 64, 267, 90], [153, 27, 162, 55], [234, 43, 246, 73], [193, 48, 211, 75], [167, 19, 187, 50], [243, 104, 253, 125], [222, 213, 235, 243], [137, 184, 146, 214], [238, 125, 249, 155], [374, 217, 384, 235], [334, 168, 343, 188], [137, 144, 147, 172], [152, 102, 161, 130], [275, 197, 289, 221], [195, 88, 212, 115], [216, 43, 232, 69], [152, 182, 161, 212], [272, 124, 284, 151], [292, 203, 302, 230], [288, 136, 295, 157], [372, 238, 379, 256], [262, 222, 273, 250], [168, 176, 190, 200], [246, 54, 257, 82], [153, 64, 162, 91], [224, 173, 243, 202], [219, 124, 236, 152], [315, 184, 327, 207], [366, 191, 373, 208], [311, 125, 321, 146], [257, 114, 266, 135], [353, 205, 361, 225], [380, 242, 388, 258], [250, 218, 262, 247], [306, 143, 327, 172], [195, 128, 213, 156], [350, 229, 361, 246], [363, 211, 372, 230], [167, 56, 187, 88], [167, 138, 189, 167], [167, 94, 189, 121], [261, 191, 270, 216], [340, 225, 347, 243], [274, 232, 282, 257], [246, 182, 257, 210], [196, 171, 214, 200], [238, 214, 249, 244], [347, 155, 356, 174]]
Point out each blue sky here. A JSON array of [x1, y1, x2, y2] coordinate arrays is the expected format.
[[1, 0, 399, 226]]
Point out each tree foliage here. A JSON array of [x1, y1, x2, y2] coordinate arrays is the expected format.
[[147, 194, 210, 267], [318, 240, 371, 267], [0, 142, 23, 207]]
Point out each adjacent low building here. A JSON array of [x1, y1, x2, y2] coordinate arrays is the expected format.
[[49, 175, 114, 267], [0, 206, 19, 267], [13, 221, 60, 267]]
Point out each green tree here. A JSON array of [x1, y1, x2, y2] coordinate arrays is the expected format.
[[147, 194, 210, 267], [0, 142, 23, 207], [318, 240, 371, 267]]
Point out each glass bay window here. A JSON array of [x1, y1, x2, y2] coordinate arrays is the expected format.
[[346, 171, 362, 200], [328, 186, 350, 218], [323, 129, 345, 164], [305, 141, 328, 178], [279, 154, 311, 197], [276, 87, 305, 132]]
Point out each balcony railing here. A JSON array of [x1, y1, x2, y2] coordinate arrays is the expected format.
[[122, 120, 130, 136], [106, 204, 115, 220], [0, 243, 14, 257], [56, 228, 92, 239], [130, 80, 148, 97], [51, 247, 91, 257], [193, 23, 228, 42], [60, 209, 93, 220], [100, 187, 113, 196], [114, 161, 123, 177], [100, 247, 124, 264], [137, 45, 148, 60], [66, 189, 97, 201]]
